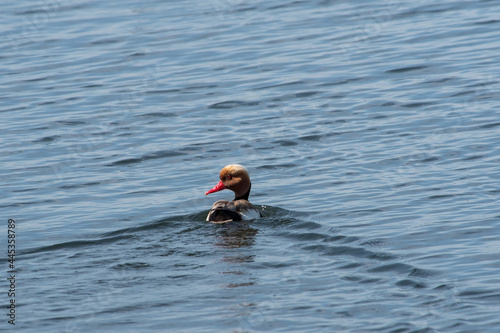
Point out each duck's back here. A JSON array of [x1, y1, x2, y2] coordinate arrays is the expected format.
[[206, 199, 261, 223], [206, 200, 242, 223]]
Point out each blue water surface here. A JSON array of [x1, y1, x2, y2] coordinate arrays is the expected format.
[[1, 0, 500, 332]]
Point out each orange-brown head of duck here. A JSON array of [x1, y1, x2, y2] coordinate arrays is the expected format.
[[205, 164, 251, 200]]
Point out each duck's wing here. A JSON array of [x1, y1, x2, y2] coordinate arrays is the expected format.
[[206, 200, 243, 223], [233, 200, 262, 220]]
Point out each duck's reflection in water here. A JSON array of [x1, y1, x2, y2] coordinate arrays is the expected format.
[[214, 222, 259, 288], [215, 222, 258, 251], [213, 223, 272, 328], [215, 222, 258, 282]]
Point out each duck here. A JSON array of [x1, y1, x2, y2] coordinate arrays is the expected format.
[[205, 164, 261, 223]]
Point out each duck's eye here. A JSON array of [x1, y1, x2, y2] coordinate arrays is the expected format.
[[228, 175, 232, 180]]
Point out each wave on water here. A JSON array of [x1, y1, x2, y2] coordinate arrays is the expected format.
[[17, 206, 301, 256], [19, 205, 439, 289]]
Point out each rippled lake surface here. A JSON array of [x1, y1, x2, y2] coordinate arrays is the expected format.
[[2, 0, 500, 332]]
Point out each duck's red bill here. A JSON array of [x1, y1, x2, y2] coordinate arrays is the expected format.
[[205, 180, 225, 195]]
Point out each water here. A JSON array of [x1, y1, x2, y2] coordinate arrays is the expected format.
[[2, 0, 500, 331]]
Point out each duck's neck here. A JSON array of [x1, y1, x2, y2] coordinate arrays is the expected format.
[[234, 184, 251, 201]]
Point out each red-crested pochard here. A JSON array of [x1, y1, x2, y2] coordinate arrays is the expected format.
[[205, 164, 261, 223]]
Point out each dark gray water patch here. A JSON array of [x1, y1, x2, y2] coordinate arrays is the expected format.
[[337, 262, 364, 270], [59, 181, 101, 190], [381, 102, 397, 107], [326, 130, 351, 138], [205, 147, 226, 153], [129, 51, 147, 57], [184, 84, 218, 91], [299, 134, 323, 141], [0, 199, 56, 209], [158, 249, 176, 257], [294, 91, 321, 98], [409, 267, 437, 278], [272, 140, 298, 146], [462, 155, 483, 161], [401, 102, 434, 108], [268, 1, 306, 11], [479, 122, 500, 129], [15, 8, 54, 15], [226, 281, 256, 288], [360, 238, 386, 247], [23, 77, 48, 82], [427, 194, 456, 200], [301, 244, 329, 253], [450, 90, 476, 97], [256, 163, 297, 170], [112, 262, 151, 270], [465, 80, 498, 88], [138, 112, 177, 118], [318, 77, 363, 87], [341, 275, 362, 282], [11, 187, 37, 193], [396, 3, 460, 20], [33, 135, 60, 143], [271, 91, 322, 102], [254, 146, 276, 151], [264, 103, 286, 109], [108, 157, 143, 166], [457, 289, 490, 297], [367, 262, 413, 274], [433, 284, 454, 291], [1, 106, 27, 113], [423, 77, 456, 86], [55, 120, 87, 126], [394, 182, 415, 188], [373, 115, 389, 119], [183, 250, 210, 257], [227, 5, 258, 14], [369, 252, 397, 261], [146, 89, 181, 94], [90, 38, 121, 45], [208, 100, 259, 109], [474, 19, 500, 25], [38, 100, 58, 106], [15, 3, 90, 15], [82, 84, 103, 88], [396, 279, 427, 288], [108, 150, 186, 166], [386, 66, 428, 74], [419, 156, 439, 163], [20, 235, 136, 256], [458, 289, 500, 301]]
